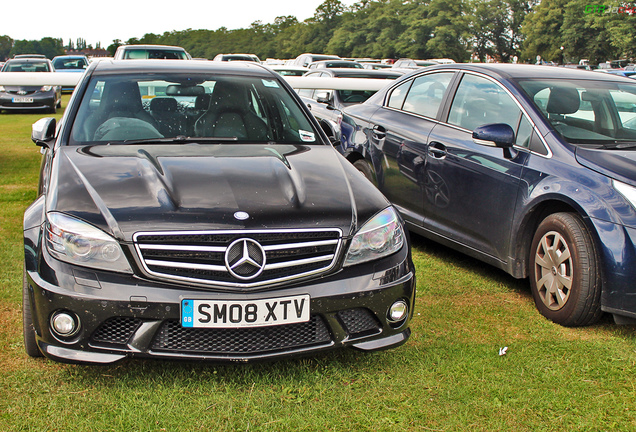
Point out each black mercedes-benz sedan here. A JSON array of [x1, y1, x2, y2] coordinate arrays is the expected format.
[[23, 60, 415, 364]]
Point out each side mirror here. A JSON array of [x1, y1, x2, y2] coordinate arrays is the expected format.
[[472, 123, 515, 148], [315, 90, 333, 105], [31, 117, 57, 148]]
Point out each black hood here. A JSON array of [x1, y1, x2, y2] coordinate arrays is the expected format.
[[575, 146, 636, 187], [47, 143, 388, 241]]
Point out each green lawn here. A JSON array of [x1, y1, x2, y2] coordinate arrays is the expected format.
[[1, 97, 636, 431]]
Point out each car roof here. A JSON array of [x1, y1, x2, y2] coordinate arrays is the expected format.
[[88, 59, 276, 77], [422, 63, 636, 82], [311, 68, 403, 78], [53, 55, 88, 59], [5, 57, 51, 64], [117, 44, 188, 50]]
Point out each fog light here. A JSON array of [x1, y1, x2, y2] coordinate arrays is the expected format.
[[388, 300, 408, 323], [51, 312, 78, 337]]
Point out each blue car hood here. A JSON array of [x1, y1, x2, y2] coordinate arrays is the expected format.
[[575, 146, 636, 187]]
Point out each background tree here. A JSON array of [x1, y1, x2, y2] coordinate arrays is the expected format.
[[560, 0, 614, 64], [16, 0, 625, 63], [425, 0, 471, 61], [0, 35, 12, 61], [471, 0, 533, 62], [10, 37, 64, 59], [519, 0, 569, 63]]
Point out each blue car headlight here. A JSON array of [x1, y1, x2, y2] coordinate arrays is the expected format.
[[344, 207, 405, 267], [45, 212, 132, 273], [614, 180, 636, 210]]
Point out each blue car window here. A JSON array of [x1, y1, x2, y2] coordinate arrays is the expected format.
[[516, 115, 533, 148], [448, 73, 520, 131], [401, 73, 453, 118], [387, 80, 411, 110]]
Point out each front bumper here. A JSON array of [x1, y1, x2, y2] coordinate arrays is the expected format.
[[25, 243, 415, 364], [0, 93, 55, 111]]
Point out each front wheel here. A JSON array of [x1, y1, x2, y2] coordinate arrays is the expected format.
[[529, 212, 602, 326]]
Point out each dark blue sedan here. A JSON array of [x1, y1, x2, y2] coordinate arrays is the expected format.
[[339, 63, 636, 326]]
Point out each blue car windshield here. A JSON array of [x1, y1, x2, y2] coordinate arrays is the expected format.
[[69, 73, 319, 145], [517, 79, 636, 145]]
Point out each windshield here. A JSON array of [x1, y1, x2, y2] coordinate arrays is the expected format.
[[336, 90, 377, 105], [123, 49, 189, 60], [517, 78, 636, 145], [53, 57, 88, 70], [3, 61, 50, 72], [70, 73, 319, 145]]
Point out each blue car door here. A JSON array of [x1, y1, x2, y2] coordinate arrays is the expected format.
[[365, 72, 455, 225], [422, 72, 530, 264]]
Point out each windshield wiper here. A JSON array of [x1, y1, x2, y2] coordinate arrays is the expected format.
[[106, 136, 238, 145], [613, 142, 636, 150]]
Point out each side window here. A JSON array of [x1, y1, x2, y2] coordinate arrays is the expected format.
[[516, 115, 533, 148], [448, 74, 521, 131], [387, 80, 411, 109], [401, 73, 453, 118], [610, 89, 636, 131]]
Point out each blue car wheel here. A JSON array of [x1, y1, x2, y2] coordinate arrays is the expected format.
[[529, 212, 603, 326]]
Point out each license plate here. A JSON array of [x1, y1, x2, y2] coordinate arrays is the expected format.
[[12, 97, 33, 103], [181, 294, 310, 328]]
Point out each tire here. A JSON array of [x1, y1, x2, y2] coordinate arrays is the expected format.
[[23, 269, 43, 357], [529, 212, 603, 326], [353, 159, 374, 183]]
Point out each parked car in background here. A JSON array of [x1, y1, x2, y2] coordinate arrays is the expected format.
[[340, 63, 636, 326], [392, 59, 439, 70], [298, 68, 403, 135], [52, 55, 90, 92], [604, 70, 636, 79], [114, 44, 192, 60], [267, 65, 308, 77], [308, 60, 364, 69], [0, 58, 62, 113], [13, 54, 47, 59], [22, 59, 415, 364], [213, 53, 261, 63], [362, 63, 394, 70], [291, 53, 341, 68]]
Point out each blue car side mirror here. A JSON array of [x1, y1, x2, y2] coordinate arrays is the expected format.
[[472, 123, 515, 149]]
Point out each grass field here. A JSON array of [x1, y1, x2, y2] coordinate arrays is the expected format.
[[2, 96, 636, 431]]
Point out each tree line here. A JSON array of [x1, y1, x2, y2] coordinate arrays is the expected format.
[[1, 0, 634, 64]]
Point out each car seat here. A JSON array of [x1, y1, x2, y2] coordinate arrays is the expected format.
[[83, 81, 158, 140], [194, 82, 269, 140], [150, 97, 184, 137]]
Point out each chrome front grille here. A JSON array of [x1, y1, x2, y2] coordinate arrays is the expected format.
[[133, 229, 342, 288]]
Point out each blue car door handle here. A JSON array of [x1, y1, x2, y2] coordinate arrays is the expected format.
[[428, 141, 447, 159]]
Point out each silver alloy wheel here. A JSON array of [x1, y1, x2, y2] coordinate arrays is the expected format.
[[533, 230, 573, 311]]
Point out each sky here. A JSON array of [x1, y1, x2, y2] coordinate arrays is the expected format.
[[4, 0, 357, 49]]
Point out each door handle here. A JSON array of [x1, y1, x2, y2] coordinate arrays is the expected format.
[[427, 141, 447, 159], [372, 125, 386, 140]]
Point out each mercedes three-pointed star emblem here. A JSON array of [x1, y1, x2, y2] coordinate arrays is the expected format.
[[224, 238, 266, 280]]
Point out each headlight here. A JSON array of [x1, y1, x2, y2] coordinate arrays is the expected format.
[[45, 212, 132, 273], [614, 179, 636, 209], [0, 85, 5, 92], [344, 207, 405, 267], [41, 85, 52, 91]]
